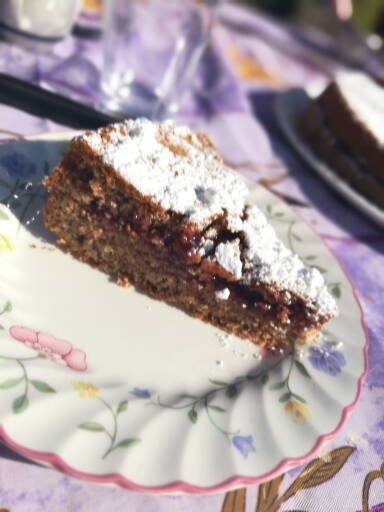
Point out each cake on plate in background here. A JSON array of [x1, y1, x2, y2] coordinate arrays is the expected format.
[[301, 72, 384, 210]]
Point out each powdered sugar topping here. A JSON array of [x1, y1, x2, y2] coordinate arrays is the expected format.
[[79, 119, 337, 317], [240, 206, 336, 316], [80, 119, 248, 227], [215, 288, 231, 300], [214, 240, 243, 280], [210, 205, 336, 315], [335, 72, 384, 146]]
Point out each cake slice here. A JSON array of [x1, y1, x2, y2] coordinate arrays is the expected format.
[[301, 72, 384, 209], [44, 119, 337, 348]]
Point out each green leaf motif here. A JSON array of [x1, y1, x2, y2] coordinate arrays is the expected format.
[[117, 400, 128, 415], [78, 421, 105, 432], [295, 360, 311, 378], [188, 409, 198, 424], [266, 204, 272, 215], [261, 373, 269, 385], [291, 392, 307, 404], [312, 265, 327, 274], [0, 377, 23, 389], [30, 380, 55, 393], [269, 381, 285, 391], [279, 392, 291, 403], [115, 438, 140, 450], [13, 394, 29, 414], [225, 385, 238, 399], [331, 284, 341, 299], [305, 255, 317, 261], [291, 232, 302, 241], [208, 404, 226, 413], [180, 393, 197, 400], [0, 300, 12, 315], [209, 379, 227, 386], [0, 210, 9, 221], [274, 212, 284, 218], [0, 325, 4, 330]]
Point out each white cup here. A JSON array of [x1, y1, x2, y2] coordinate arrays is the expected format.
[[0, 0, 81, 50]]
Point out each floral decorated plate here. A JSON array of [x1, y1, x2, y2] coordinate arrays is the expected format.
[[275, 87, 384, 229], [0, 132, 367, 494]]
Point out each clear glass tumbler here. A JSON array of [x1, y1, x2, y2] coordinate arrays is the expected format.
[[100, 0, 221, 119]]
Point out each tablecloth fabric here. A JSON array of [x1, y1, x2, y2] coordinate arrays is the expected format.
[[0, 3, 383, 511]]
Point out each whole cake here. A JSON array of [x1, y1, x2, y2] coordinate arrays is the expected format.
[[301, 72, 384, 209], [44, 119, 337, 348]]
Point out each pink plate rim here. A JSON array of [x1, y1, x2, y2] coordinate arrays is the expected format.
[[0, 130, 369, 494]]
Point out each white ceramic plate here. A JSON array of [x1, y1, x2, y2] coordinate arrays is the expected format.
[[0, 132, 367, 494], [275, 88, 384, 229]]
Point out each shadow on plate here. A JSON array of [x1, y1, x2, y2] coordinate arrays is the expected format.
[[0, 439, 42, 467], [0, 137, 68, 244]]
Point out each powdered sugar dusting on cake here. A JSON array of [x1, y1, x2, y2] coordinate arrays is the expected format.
[[79, 119, 337, 317], [335, 72, 384, 146], [198, 238, 215, 257], [80, 119, 248, 227], [214, 240, 243, 280], [226, 212, 244, 232], [215, 288, 230, 300], [240, 206, 337, 316]]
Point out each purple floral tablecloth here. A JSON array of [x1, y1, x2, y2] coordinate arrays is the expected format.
[[0, 3, 383, 511]]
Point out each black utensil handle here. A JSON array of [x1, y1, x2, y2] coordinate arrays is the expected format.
[[0, 72, 119, 129]]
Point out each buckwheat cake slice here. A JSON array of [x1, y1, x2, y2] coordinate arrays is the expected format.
[[44, 119, 337, 348]]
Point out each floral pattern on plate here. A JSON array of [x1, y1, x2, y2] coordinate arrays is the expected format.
[[0, 133, 367, 492]]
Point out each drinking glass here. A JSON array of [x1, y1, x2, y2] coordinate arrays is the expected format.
[[100, 0, 222, 119], [0, 0, 80, 50]]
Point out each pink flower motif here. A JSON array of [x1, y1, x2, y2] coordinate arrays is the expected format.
[[63, 348, 87, 372], [9, 326, 87, 372]]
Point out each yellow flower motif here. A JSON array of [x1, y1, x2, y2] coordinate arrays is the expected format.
[[0, 233, 14, 252], [72, 380, 99, 399], [284, 400, 311, 424]]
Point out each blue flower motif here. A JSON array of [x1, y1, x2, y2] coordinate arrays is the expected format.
[[308, 342, 346, 376], [131, 387, 151, 399], [0, 152, 36, 178], [232, 435, 256, 458]]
